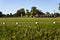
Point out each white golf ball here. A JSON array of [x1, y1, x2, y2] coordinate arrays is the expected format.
[[16, 22, 19, 24], [3, 22, 5, 25], [35, 22, 38, 24], [53, 21, 56, 24]]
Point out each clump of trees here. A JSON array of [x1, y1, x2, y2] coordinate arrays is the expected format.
[[14, 8, 25, 17], [0, 6, 60, 18]]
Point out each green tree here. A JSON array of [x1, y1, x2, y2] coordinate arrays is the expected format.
[[31, 7, 44, 17], [26, 9, 30, 17], [58, 3, 60, 11], [16, 8, 25, 17], [6, 14, 10, 17], [0, 11, 2, 17], [2, 14, 6, 17], [36, 9, 44, 15], [54, 12, 60, 17], [10, 13, 13, 17], [46, 12, 50, 15], [31, 7, 37, 16]]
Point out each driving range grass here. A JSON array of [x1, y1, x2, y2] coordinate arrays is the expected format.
[[0, 17, 60, 40]]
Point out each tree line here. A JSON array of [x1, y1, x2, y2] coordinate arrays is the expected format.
[[0, 6, 60, 18]]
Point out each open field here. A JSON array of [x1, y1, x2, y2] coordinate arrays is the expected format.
[[0, 17, 60, 26], [0, 17, 60, 40]]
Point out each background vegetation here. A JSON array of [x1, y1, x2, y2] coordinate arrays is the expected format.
[[0, 5, 60, 18]]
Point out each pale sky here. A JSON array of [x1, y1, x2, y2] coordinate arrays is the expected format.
[[0, 0, 60, 14]]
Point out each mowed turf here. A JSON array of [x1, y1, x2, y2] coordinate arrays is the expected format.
[[0, 17, 60, 26], [0, 17, 60, 40]]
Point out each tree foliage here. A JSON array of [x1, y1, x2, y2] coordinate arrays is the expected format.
[[58, 3, 60, 11], [54, 12, 60, 17], [0, 6, 60, 17], [0, 11, 2, 17], [16, 8, 25, 17], [26, 9, 31, 17], [30, 7, 44, 16]]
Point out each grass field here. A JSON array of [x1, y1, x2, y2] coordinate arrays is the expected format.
[[0, 17, 60, 40]]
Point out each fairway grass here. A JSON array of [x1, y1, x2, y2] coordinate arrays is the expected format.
[[0, 17, 60, 26], [0, 17, 60, 40]]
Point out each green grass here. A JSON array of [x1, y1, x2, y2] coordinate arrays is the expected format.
[[0, 17, 60, 40]]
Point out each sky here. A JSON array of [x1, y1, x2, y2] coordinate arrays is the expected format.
[[0, 0, 60, 14]]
